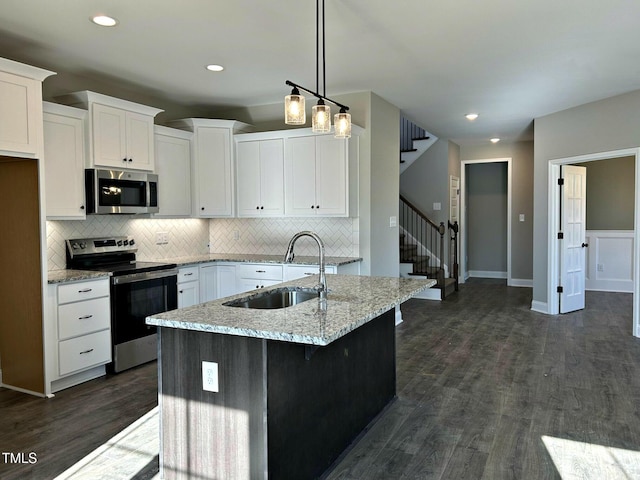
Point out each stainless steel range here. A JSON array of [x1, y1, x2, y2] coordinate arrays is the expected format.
[[66, 236, 178, 372]]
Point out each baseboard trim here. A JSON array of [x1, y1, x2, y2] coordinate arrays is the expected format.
[[509, 278, 533, 288], [395, 306, 403, 325], [468, 270, 507, 279], [413, 288, 442, 301], [0, 382, 47, 398], [530, 300, 549, 314]]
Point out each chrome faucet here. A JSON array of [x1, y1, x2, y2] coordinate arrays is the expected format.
[[284, 231, 327, 300]]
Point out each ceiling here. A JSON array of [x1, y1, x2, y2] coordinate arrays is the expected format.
[[2, 0, 640, 146]]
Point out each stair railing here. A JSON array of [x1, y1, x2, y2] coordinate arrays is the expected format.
[[448, 220, 459, 291], [400, 117, 427, 154], [399, 195, 445, 285]]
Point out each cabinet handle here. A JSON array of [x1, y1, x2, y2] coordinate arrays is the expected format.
[[316, 205, 320, 209], [128, 158, 133, 162], [78, 315, 93, 320], [183, 272, 193, 276], [256, 206, 260, 209], [311, 205, 315, 209], [79, 349, 94, 355], [256, 270, 266, 273], [78, 288, 93, 293], [179, 290, 184, 294], [256, 285, 259, 289], [260, 206, 264, 209], [304, 272, 315, 276], [201, 207, 205, 211], [80, 206, 85, 210], [123, 158, 128, 163]]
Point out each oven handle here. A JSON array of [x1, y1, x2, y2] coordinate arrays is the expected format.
[[112, 268, 179, 285]]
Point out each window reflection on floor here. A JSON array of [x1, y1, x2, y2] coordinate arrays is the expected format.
[[542, 435, 640, 479]]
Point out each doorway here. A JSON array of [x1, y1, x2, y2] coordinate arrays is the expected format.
[[460, 158, 512, 284], [547, 148, 640, 338]]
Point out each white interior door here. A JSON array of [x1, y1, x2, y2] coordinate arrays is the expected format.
[[450, 175, 460, 223], [560, 165, 587, 313]]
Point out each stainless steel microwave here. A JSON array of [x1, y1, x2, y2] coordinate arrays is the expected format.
[[85, 169, 159, 214]]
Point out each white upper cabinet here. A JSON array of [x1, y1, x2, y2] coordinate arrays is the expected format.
[[56, 91, 163, 171], [154, 125, 192, 217], [236, 138, 284, 217], [168, 118, 251, 218], [0, 57, 54, 159], [285, 135, 349, 217], [43, 102, 87, 219]]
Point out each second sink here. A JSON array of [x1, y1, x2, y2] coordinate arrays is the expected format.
[[223, 287, 319, 309]]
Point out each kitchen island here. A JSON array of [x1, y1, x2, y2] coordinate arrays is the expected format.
[[147, 274, 435, 480]]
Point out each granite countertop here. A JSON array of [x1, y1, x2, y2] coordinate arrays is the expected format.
[[146, 274, 436, 346], [153, 253, 362, 268], [48, 254, 361, 284], [47, 269, 111, 284]]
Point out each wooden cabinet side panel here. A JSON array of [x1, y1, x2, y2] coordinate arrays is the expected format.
[[159, 328, 267, 480], [0, 157, 44, 393]]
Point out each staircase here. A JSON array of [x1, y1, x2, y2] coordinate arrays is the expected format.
[[400, 117, 437, 174], [399, 195, 458, 300]]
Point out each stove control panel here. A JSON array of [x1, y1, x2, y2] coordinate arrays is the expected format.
[[66, 236, 137, 258]]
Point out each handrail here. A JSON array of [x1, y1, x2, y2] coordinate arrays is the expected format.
[[399, 194, 444, 233]]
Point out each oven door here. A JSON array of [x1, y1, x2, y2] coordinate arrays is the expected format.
[[110, 270, 178, 347]]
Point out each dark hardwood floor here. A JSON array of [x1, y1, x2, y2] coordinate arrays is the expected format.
[[326, 280, 640, 479], [0, 360, 158, 480], [2, 280, 639, 479]]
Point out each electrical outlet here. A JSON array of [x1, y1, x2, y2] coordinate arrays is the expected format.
[[233, 230, 239, 241], [155, 232, 168, 245], [597, 264, 604, 272], [202, 361, 219, 392]]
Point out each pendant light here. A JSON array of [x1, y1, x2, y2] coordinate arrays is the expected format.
[[285, 86, 306, 125], [284, 0, 351, 138]]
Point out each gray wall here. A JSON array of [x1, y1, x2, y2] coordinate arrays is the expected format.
[[576, 156, 635, 230], [534, 88, 640, 306], [460, 141, 534, 281], [466, 162, 507, 273]]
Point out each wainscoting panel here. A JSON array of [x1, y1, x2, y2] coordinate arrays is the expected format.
[[585, 230, 634, 293]]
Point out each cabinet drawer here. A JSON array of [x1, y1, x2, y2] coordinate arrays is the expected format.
[[236, 263, 283, 280], [59, 330, 112, 376], [58, 279, 110, 304], [58, 297, 111, 340], [285, 264, 337, 281], [178, 266, 199, 283]]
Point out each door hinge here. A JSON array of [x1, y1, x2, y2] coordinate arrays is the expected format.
[[557, 232, 564, 239], [557, 286, 563, 293], [558, 178, 565, 186]]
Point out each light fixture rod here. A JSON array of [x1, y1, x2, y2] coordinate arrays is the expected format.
[[285, 80, 349, 112]]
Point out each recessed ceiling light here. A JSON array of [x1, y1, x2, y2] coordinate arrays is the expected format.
[[91, 15, 118, 27], [206, 64, 224, 72], [490, 137, 500, 143], [465, 113, 479, 121]]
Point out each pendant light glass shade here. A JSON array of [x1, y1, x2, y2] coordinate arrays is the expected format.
[[312, 99, 331, 133], [334, 109, 351, 138], [285, 87, 306, 125]]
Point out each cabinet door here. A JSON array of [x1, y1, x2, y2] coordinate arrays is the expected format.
[[43, 112, 86, 219], [259, 139, 284, 216], [236, 141, 262, 216], [126, 111, 155, 170], [236, 278, 282, 293], [199, 264, 217, 303], [195, 127, 233, 217], [178, 281, 199, 308], [215, 265, 238, 299], [315, 135, 348, 216], [155, 132, 191, 216], [285, 136, 316, 216], [92, 103, 127, 168], [0, 71, 41, 157]]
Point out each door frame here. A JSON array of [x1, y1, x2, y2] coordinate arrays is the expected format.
[[547, 148, 640, 337], [460, 157, 512, 285]]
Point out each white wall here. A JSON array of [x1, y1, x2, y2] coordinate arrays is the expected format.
[[585, 231, 634, 293], [533, 89, 640, 307]]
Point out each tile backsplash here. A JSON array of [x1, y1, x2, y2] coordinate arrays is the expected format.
[[46, 216, 359, 270], [209, 217, 359, 257]]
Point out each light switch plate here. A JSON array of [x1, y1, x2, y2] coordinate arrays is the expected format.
[[519, 214, 525, 222], [433, 202, 441, 211], [389, 216, 397, 227], [202, 361, 219, 392]]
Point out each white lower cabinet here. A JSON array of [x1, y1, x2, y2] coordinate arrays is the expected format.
[[236, 263, 283, 291], [47, 277, 112, 393], [178, 266, 199, 308]]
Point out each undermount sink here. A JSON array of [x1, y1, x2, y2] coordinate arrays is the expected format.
[[223, 287, 319, 310]]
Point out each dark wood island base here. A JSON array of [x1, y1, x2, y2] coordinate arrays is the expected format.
[[158, 309, 396, 480]]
